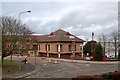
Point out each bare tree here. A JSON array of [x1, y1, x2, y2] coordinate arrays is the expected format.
[[1, 16, 33, 61], [119, 31, 120, 59], [98, 34, 107, 56], [111, 31, 118, 57]]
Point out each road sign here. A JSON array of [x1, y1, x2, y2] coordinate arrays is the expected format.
[[28, 51, 30, 54], [19, 56, 21, 59], [34, 50, 37, 56], [87, 53, 89, 56]]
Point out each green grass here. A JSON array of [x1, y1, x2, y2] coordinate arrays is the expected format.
[[2, 60, 24, 75], [2, 60, 18, 66]]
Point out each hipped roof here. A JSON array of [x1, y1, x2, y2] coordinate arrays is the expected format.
[[31, 29, 85, 43]]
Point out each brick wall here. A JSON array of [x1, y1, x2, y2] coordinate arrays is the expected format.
[[29, 42, 83, 57]]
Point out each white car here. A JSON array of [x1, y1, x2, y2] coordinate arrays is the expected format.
[[84, 57, 91, 60]]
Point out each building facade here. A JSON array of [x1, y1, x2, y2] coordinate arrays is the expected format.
[[28, 29, 85, 58]]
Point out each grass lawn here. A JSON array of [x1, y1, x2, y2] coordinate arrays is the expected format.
[[2, 60, 24, 75]]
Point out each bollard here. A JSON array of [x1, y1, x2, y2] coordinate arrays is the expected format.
[[48, 59, 51, 63], [54, 59, 58, 64]]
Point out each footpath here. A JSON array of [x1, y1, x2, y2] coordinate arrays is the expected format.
[[44, 57, 119, 64], [2, 61, 43, 79]]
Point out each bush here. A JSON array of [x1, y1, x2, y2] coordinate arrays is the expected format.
[[72, 75, 104, 80], [100, 72, 112, 79], [94, 43, 103, 61], [112, 72, 120, 80]]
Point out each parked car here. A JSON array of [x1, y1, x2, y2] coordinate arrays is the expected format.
[[84, 57, 92, 60]]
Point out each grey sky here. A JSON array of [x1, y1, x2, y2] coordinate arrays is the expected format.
[[2, 2, 118, 41]]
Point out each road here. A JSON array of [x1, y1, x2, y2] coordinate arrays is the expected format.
[[27, 59, 118, 78], [4, 56, 118, 78]]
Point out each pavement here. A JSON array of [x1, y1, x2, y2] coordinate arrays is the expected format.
[[2, 60, 43, 79], [45, 57, 119, 64], [14, 63, 42, 78]]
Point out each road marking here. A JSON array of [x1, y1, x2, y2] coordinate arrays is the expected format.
[[25, 71, 41, 78]]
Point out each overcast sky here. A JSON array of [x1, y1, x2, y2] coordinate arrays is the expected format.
[[2, 2, 118, 41]]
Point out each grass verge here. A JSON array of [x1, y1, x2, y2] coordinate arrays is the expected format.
[[2, 60, 24, 75]]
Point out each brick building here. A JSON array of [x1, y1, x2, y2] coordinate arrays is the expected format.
[[28, 29, 85, 58]]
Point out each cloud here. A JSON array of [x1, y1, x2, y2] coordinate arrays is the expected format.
[[2, 2, 117, 41]]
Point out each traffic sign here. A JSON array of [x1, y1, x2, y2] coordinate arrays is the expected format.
[[87, 53, 89, 56], [28, 51, 30, 54], [34, 50, 37, 56]]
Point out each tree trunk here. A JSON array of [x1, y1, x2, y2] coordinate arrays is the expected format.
[[2, 56, 4, 65], [114, 41, 117, 58], [10, 54, 12, 62], [118, 42, 120, 59]]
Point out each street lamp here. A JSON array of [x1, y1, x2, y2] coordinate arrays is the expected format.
[[19, 11, 31, 72], [19, 11, 31, 19], [92, 32, 94, 61]]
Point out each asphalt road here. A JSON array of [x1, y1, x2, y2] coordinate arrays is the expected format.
[[4, 56, 119, 78], [27, 61, 118, 78]]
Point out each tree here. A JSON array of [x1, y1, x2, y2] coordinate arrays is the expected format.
[[119, 46, 120, 59], [1, 16, 33, 61], [118, 33, 120, 59], [83, 41, 97, 56], [110, 31, 118, 57], [94, 43, 103, 61], [83, 41, 103, 61], [98, 34, 107, 57]]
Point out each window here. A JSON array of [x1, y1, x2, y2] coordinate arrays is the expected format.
[[27, 44, 30, 49], [60, 45, 62, 52], [46, 45, 50, 51], [75, 45, 76, 51], [48, 45, 50, 51], [80, 45, 83, 50], [46, 45, 47, 51], [57, 45, 62, 52], [33, 45, 38, 50], [31, 52, 33, 54], [69, 45, 71, 51], [57, 45, 58, 52], [38, 45, 40, 51]]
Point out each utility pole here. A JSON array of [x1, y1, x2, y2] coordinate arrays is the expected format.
[[34, 50, 37, 68]]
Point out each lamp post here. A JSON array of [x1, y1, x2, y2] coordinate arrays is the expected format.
[[92, 32, 94, 61], [18, 11, 31, 72]]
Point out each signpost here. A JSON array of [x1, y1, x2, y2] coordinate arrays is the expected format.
[[34, 50, 37, 68], [92, 32, 94, 61]]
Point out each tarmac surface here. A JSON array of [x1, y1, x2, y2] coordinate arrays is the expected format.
[[26, 61, 118, 78], [3, 56, 120, 79]]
